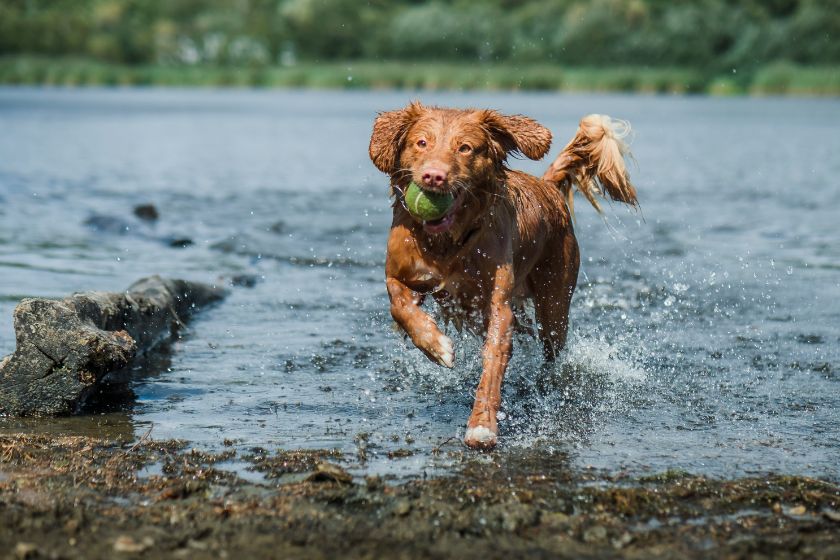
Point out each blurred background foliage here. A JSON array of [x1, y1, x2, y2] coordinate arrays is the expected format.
[[0, 0, 838, 93]]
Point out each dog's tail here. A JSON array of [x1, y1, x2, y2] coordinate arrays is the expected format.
[[542, 114, 638, 219]]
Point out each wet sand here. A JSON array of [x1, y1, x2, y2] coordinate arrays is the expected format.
[[2, 433, 839, 559]]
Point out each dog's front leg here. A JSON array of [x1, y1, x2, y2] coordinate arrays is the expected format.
[[386, 277, 454, 368], [465, 264, 515, 450]]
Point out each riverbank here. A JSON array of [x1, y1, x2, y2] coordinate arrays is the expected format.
[[2, 56, 839, 96], [1, 432, 839, 559]]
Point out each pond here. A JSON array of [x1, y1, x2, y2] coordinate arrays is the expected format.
[[0, 88, 838, 480]]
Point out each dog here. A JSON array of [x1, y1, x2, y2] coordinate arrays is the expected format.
[[368, 102, 637, 449]]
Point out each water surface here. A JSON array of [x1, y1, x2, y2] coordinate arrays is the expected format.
[[1, 88, 838, 480]]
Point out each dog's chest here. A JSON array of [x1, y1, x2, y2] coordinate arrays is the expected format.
[[407, 252, 488, 306]]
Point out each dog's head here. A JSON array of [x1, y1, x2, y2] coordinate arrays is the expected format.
[[369, 102, 552, 234]]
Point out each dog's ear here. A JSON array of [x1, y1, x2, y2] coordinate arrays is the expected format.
[[369, 102, 424, 174], [482, 111, 552, 161]]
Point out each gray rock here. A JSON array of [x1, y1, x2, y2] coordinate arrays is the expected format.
[[0, 276, 226, 416]]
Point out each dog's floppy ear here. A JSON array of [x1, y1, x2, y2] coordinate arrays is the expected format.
[[369, 101, 424, 174], [481, 111, 552, 161]]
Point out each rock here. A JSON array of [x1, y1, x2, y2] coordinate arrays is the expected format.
[[113, 535, 154, 553], [582, 524, 608, 543], [541, 511, 571, 528], [612, 532, 634, 549], [785, 505, 807, 516], [14, 542, 38, 559], [387, 448, 415, 459], [305, 462, 353, 484], [133, 204, 159, 222], [165, 237, 194, 248], [227, 274, 260, 288], [84, 210, 197, 250], [364, 474, 383, 490], [0, 276, 226, 416], [823, 509, 840, 522], [393, 499, 411, 516], [498, 504, 539, 533], [84, 214, 132, 234], [158, 480, 210, 501]]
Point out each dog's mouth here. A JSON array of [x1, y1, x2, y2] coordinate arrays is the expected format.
[[422, 191, 464, 235]]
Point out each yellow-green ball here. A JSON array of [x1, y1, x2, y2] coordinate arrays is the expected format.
[[404, 182, 454, 221]]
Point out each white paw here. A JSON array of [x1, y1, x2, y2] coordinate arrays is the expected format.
[[464, 425, 497, 447], [418, 330, 454, 368], [436, 333, 455, 368]]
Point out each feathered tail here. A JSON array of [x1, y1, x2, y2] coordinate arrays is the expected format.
[[542, 114, 638, 219]]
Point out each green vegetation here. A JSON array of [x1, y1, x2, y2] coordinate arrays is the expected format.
[[2, 56, 837, 95], [1, 0, 839, 95]]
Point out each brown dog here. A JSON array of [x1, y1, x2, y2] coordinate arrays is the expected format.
[[369, 102, 637, 449]]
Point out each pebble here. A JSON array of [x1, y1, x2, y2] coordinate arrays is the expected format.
[[113, 535, 154, 553], [305, 462, 353, 484], [15, 543, 38, 560], [823, 509, 840, 522], [133, 204, 159, 222], [582, 525, 608, 543], [612, 532, 634, 549], [785, 505, 807, 516], [393, 499, 412, 516]]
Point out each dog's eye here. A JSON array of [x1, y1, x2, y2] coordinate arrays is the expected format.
[[417, 139, 427, 148], [458, 144, 472, 154]]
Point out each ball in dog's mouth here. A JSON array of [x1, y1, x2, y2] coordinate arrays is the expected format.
[[421, 192, 463, 234], [405, 182, 454, 221]]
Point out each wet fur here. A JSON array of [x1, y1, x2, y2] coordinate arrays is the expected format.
[[369, 102, 637, 449]]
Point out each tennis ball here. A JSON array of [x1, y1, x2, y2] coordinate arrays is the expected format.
[[404, 182, 454, 222]]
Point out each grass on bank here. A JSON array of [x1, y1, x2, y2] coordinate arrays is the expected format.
[[1, 56, 838, 96]]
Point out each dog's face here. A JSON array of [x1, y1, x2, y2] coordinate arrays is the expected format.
[[370, 102, 552, 234]]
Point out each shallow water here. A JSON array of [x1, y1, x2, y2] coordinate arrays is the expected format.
[[1, 88, 838, 480]]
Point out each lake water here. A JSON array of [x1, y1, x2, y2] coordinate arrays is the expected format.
[[1, 88, 838, 481]]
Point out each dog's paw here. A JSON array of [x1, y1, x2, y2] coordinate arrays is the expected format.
[[464, 425, 497, 450], [434, 333, 455, 368], [418, 331, 455, 368]]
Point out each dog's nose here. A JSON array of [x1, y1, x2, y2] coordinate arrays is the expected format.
[[421, 168, 448, 189]]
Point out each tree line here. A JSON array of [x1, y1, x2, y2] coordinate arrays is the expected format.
[[1, 0, 838, 72]]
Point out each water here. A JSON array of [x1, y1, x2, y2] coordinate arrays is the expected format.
[[1, 88, 838, 481]]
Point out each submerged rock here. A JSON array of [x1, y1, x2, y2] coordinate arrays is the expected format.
[[84, 210, 193, 249], [133, 203, 160, 222], [84, 214, 132, 234]]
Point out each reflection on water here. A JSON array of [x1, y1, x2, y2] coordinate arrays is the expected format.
[[0, 88, 838, 481], [1, 414, 137, 442]]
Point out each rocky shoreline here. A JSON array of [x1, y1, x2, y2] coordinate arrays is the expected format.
[[1, 433, 838, 559]]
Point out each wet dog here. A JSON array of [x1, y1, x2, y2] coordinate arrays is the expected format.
[[369, 102, 637, 449]]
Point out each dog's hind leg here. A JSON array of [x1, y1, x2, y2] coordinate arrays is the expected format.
[[528, 233, 580, 361], [512, 301, 537, 337]]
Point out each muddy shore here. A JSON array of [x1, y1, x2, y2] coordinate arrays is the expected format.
[[1, 433, 838, 559]]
